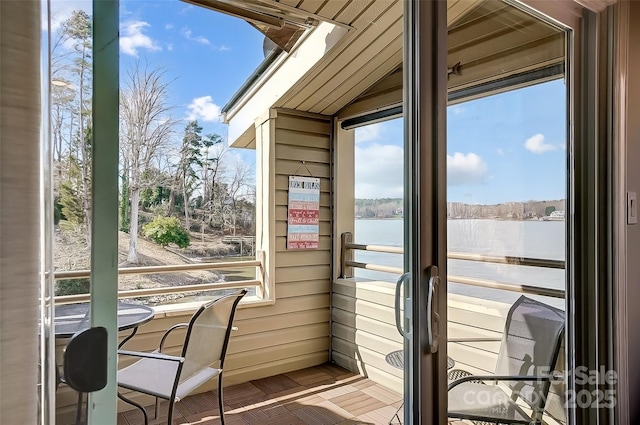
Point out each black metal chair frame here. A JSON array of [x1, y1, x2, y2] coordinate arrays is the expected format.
[[117, 289, 246, 425], [447, 295, 565, 425], [58, 326, 108, 425]]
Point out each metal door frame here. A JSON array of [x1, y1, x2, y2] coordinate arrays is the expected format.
[[403, 1, 613, 424]]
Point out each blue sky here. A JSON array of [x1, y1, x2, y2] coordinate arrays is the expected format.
[[118, 0, 265, 139], [49, 0, 265, 169], [49, 1, 567, 205], [355, 79, 567, 204]]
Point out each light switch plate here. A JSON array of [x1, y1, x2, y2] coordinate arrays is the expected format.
[[628, 191, 637, 224]]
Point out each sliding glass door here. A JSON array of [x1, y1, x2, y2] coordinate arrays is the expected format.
[[402, 1, 598, 423], [40, 1, 120, 423]]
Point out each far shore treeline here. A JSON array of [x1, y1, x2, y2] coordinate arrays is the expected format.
[[356, 198, 566, 220]]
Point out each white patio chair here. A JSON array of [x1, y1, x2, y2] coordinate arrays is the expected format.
[[448, 295, 565, 425], [117, 289, 247, 425]]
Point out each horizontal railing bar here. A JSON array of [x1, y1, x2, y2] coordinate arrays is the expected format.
[[54, 260, 262, 280], [448, 275, 565, 298], [345, 243, 404, 254], [345, 241, 564, 270], [346, 260, 404, 275], [447, 252, 564, 269], [54, 279, 261, 305], [344, 261, 565, 298]]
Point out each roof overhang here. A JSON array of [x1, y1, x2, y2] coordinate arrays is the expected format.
[[222, 21, 349, 147], [182, 0, 328, 52], [214, 0, 617, 147]]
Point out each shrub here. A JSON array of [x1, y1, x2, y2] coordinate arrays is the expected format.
[[56, 278, 90, 296], [143, 216, 190, 248]]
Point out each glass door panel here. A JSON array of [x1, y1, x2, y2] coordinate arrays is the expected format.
[[445, 2, 571, 424], [404, 1, 584, 424], [41, 1, 120, 423]]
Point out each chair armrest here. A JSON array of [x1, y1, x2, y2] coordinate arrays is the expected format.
[[118, 349, 184, 363], [159, 323, 189, 352], [448, 373, 558, 391]]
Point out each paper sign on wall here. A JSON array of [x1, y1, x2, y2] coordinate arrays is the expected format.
[[287, 176, 320, 249]]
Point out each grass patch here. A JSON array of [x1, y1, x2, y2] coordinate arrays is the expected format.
[[206, 256, 256, 282]]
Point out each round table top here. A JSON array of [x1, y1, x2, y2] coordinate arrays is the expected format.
[[385, 350, 455, 370], [54, 302, 155, 338]]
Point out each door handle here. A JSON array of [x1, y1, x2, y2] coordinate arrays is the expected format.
[[394, 272, 411, 339], [426, 266, 440, 353]]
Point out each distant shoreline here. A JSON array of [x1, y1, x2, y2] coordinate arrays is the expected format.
[[356, 198, 566, 222]]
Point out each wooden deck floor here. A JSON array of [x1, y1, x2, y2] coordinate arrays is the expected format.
[[116, 363, 467, 425]]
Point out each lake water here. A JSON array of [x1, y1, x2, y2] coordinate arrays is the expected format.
[[354, 219, 566, 308]]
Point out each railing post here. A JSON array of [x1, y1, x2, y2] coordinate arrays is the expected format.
[[340, 232, 353, 278], [257, 249, 266, 294]]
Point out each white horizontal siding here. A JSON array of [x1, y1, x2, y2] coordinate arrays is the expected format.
[[331, 281, 567, 423]]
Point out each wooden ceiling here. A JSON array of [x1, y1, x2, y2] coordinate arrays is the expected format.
[[247, 0, 566, 119], [269, 0, 404, 116], [447, 2, 565, 93], [340, 1, 566, 119], [221, 0, 614, 144]]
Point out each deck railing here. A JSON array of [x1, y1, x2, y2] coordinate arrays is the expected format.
[[53, 252, 264, 304], [339, 232, 565, 298]]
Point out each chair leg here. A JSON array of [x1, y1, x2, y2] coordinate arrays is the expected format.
[[167, 400, 175, 425], [117, 392, 148, 425], [218, 373, 225, 425], [389, 401, 402, 425], [75, 391, 83, 425]]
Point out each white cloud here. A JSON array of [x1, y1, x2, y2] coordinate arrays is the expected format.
[[524, 133, 557, 154], [216, 45, 231, 52], [167, 43, 174, 52], [120, 4, 134, 18], [496, 148, 504, 156], [182, 28, 210, 45], [447, 152, 488, 186], [120, 21, 162, 57], [451, 105, 465, 115], [180, 5, 195, 15], [355, 143, 404, 198], [165, 23, 174, 30], [354, 122, 384, 144], [187, 96, 222, 122]]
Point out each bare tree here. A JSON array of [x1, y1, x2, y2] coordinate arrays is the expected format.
[[49, 10, 93, 241], [200, 134, 226, 230], [224, 156, 254, 235], [50, 83, 75, 164], [50, 9, 80, 159], [63, 11, 93, 235], [120, 63, 175, 263]]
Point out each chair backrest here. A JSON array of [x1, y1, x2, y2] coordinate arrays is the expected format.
[[63, 326, 108, 393], [494, 296, 565, 411], [178, 289, 247, 385]]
